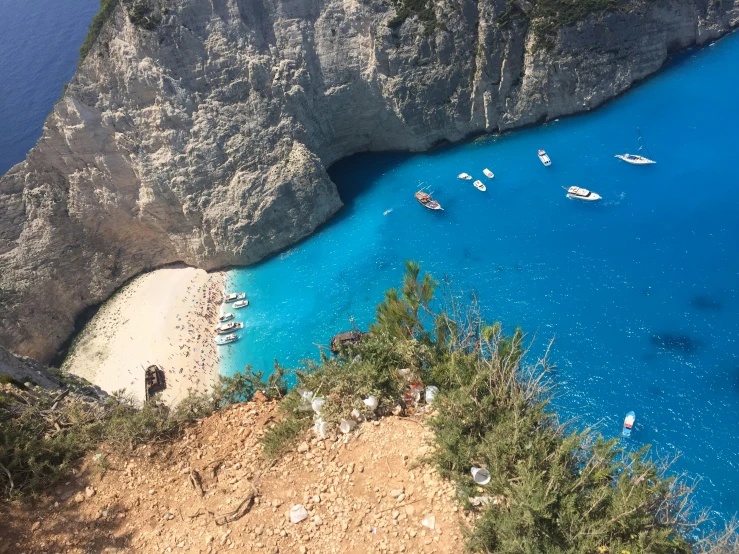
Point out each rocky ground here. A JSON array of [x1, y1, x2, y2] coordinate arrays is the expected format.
[[2, 399, 471, 554]]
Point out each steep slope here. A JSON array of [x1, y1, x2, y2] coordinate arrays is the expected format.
[[0, 344, 61, 390], [1, 0, 737, 361], [2, 400, 466, 554]]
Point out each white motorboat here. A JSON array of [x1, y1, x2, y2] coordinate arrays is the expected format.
[[215, 321, 244, 334], [483, 168, 494, 179], [224, 292, 246, 302], [218, 312, 235, 323], [538, 150, 551, 166], [457, 173, 472, 180], [473, 180, 486, 192], [565, 186, 601, 201], [214, 333, 239, 345], [615, 154, 656, 165], [616, 128, 656, 164], [233, 299, 249, 308], [622, 411, 636, 438]]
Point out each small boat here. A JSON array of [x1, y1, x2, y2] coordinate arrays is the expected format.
[[233, 299, 249, 308], [219, 312, 235, 323], [538, 150, 551, 166], [330, 330, 365, 353], [615, 128, 656, 165], [615, 154, 656, 165], [565, 186, 601, 201], [457, 173, 472, 180], [473, 180, 486, 192], [215, 321, 244, 334], [224, 292, 246, 302], [622, 411, 636, 438], [414, 190, 443, 210], [483, 168, 494, 179], [214, 333, 238, 345]]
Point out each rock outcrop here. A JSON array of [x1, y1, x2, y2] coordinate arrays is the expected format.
[[1, 0, 737, 361], [0, 344, 62, 390]]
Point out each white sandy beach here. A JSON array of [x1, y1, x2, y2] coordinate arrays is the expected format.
[[63, 266, 224, 406]]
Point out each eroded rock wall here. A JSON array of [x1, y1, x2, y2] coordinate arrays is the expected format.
[[1, 0, 737, 361]]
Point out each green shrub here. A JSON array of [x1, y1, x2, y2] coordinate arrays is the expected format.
[[387, 0, 438, 36], [263, 410, 311, 459], [78, 0, 118, 67], [0, 375, 30, 389], [0, 391, 105, 497]]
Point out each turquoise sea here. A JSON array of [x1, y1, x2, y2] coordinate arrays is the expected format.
[[223, 33, 739, 518]]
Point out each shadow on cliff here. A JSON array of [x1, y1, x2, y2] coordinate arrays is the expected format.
[[327, 151, 410, 223]]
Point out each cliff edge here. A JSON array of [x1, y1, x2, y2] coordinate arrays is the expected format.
[[1, 0, 737, 361]]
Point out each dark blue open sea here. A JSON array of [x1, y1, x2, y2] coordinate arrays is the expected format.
[[223, 34, 739, 518], [0, 0, 98, 174]]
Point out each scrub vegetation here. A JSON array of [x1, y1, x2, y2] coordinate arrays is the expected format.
[[387, 0, 438, 36], [78, 0, 163, 67], [0, 372, 277, 499]]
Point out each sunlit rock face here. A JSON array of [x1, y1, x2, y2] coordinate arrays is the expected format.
[[1, 0, 736, 361]]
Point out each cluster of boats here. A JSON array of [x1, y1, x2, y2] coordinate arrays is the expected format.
[[214, 291, 249, 345], [414, 131, 655, 209]]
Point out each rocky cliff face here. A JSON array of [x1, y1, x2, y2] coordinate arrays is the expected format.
[[0, 0, 737, 361]]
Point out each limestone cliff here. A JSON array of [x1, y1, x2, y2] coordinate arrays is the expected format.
[[0, 0, 737, 361]]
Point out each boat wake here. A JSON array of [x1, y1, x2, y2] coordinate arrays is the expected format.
[[383, 208, 393, 216], [604, 192, 626, 206]]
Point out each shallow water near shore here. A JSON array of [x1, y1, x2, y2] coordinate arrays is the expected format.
[[223, 32, 739, 518]]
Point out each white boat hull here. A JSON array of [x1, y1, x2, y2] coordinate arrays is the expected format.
[[567, 193, 601, 201], [457, 173, 472, 180], [615, 154, 656, 165], [483, 169, 494, 179], [566, 186, 601, 201], [538, 151, 551, 166], [473, 180, 486, 192]]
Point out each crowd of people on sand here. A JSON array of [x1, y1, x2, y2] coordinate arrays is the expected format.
[[150, 272, 226, 404]]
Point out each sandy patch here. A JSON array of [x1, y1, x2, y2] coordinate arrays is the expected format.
[[63, 266, 224, 406]]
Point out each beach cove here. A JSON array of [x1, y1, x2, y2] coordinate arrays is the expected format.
[[63, 267, 224, 406]]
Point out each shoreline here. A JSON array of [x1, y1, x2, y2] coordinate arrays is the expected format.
[[63, 267, 224, 406]]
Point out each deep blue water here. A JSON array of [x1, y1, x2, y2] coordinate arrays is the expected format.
[[0, 0, 99, 175], [224, 33, 739, 518]]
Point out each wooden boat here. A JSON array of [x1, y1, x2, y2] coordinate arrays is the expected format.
[[457, 173, 472, 180], [615, 128, 656, 164], [219, 312, 235, 322], [214, 333, 238, 345], [330, 330, 365, 354], [483, 168, 494, 178], [538, 150, 552, 166], [414, 191, 443, 210], [224, 292, 246, 302], [565, 186, 601, 201], [215, 321, 244, 334], [473, 180, 486, 192], [622, 411, 636, 438], [145, 365, 165, 400], [233, 299, 249, 308]]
